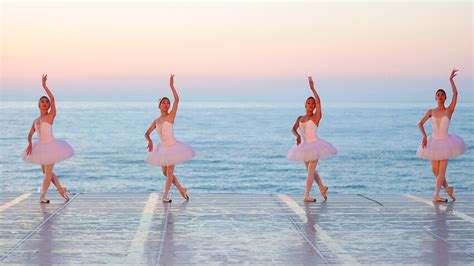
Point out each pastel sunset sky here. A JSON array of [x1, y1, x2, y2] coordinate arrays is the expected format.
[[1, 1, 472, 102]]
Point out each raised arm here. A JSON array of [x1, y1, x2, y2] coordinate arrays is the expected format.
[[25, 121, 36, 155], [292, 116, 302, 145], [41, 74, 56, 117], [144, 120, 157, 152], [308, 76, 322, 120], [168, 74, 179, 122], [418, 109, 432, 148], [447, 69, 458, 114]]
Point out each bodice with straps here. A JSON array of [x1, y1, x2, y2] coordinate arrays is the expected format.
[[156, 121, 177, 146], [34, 119, 55, 143], [431, 114, 451, 140], [299, 119, 319, 143]]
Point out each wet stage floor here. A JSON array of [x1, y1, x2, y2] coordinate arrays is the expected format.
[[0, 193, 473, 264]]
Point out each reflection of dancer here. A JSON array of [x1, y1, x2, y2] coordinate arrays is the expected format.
[[145, 74, 195, 203], [426, 203, 452, 265], [417, 69, 466, 202], [158, 202, 189, 264], [38, 204, 54, 265], [303, 201, 328, 239], [22, 74, 74, 204], [287, 76, 337, 202]]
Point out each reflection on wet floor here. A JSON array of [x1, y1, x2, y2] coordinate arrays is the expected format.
[[0, 193, 473, 264]]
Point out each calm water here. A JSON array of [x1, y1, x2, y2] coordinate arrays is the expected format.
[[1, 101, 472, 194]]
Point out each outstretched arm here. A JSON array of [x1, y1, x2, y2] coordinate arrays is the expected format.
[[308, 76, 322, 120], [144, 120, 157, 152], [418, 109, 431, 148], [25, 121, 36, 155], [41, 74, 56, 117], [168, 74, 179, 122], [448, 69, 458, 114], [292, 116, 302, 145]]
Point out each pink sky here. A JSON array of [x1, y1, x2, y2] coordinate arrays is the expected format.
[[1, 1, 472, 100]]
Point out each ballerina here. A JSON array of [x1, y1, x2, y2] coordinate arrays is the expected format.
[[145, 74, 195, 203], [417, 69, 467, 202], [22, 74, 74, 203], [287, 76, 337, 202]]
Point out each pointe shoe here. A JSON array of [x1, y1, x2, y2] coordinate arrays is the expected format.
[[321, 186, 329, 201], [58, 187, 70, 201], [446, 186, 456, 201], [39, 199, 50, 204], [432, 197, 448, 203], [179, 188, 189, 200], [303, 197, 316, 202]]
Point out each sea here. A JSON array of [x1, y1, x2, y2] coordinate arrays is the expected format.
[[1, 101, 472, 195]]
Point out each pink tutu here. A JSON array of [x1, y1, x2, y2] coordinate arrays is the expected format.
[[287, 119, 337, 162], [417, 135, 467, 160], [146, 141, 195, 166], [146, 121, 195, 166], [287, 139, 337, 162], [22, 139, 74, 165]]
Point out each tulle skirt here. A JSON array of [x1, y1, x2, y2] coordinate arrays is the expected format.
[[417, 135, 467, 160], [146, 141, 196, 166], [287, 138, 337, 162], [22, 139, 74, 165]]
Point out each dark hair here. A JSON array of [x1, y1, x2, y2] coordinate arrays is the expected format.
[[436, 89, 446, 96], [38, 96, 50, 108], [158, 97, 170, 107], [306, 96, 316, 104]]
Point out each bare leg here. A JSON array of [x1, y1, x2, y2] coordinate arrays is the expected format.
[[431, 160, 455, 201], [161, 167, 183, 190], [305, 161, 323, 188], [162, 166, 188, 200], [433, 160, 449, 201], [42, 166, 68, 200], [172, 175, 184, 191], [173, 175, 189, 200], [306, 161, 327, 200], [313, 169, 329, 200], [52, 174, 69, 200], [312, 160, 328, 197], [431, 161, 450, 192], [41, 164, 54, 202], [51, 173, 62, 190], [304, 161, 317, 202], [313, 170, 324, 190], [163, 165, 174, 202], [161, 166, 168, 178], [42, 166, 61, 190]]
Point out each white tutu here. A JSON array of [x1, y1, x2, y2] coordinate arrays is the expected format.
[[22, 139, 74, 165], [22, 121, 74, 165], [287, 139, 337, 162], [287, 119, 337, 162], [416, 115, 467, 161], [146, 141, 195, 166], [145, 121, 195, 166], [417, 135, 467, 160]]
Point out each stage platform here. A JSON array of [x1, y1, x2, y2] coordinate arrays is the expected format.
[[1, 192, 473, 264]]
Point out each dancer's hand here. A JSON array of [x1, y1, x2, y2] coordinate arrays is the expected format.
[[42, 74, 48, 87], [308, 76, 315, 91], [421, 136, 427, 148], [448, 69, 459, 113], [147, 141, 153, 152], [170, 74, 175, 88], [450, 69, 458, 80], [296, 136, 301, 145], [25, 143, 33, 155]]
